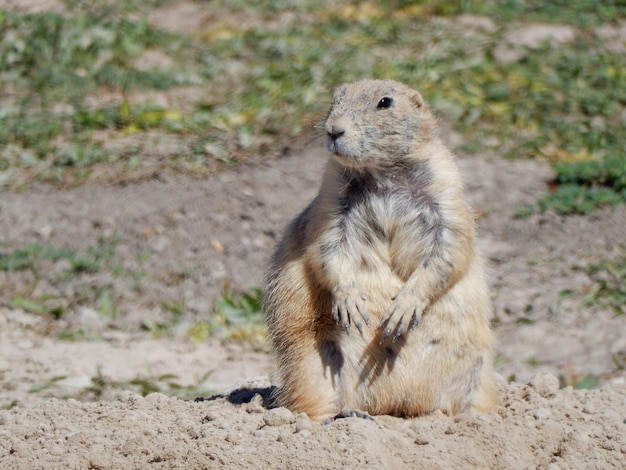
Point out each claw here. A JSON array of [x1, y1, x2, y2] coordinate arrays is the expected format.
[[356, 304, 369, 326], [343, 321, 350, 335], [354, 321, 363, 337], [380, 326, 392, 342], [410, 311, 419, 330], [357, 307, 370, 325], [393, 325, 403, 341]]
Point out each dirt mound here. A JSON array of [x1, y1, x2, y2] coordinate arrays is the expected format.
[[1, 374, 624, 469]]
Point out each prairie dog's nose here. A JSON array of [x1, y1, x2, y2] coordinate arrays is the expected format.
[[326, 122, 345, 141]]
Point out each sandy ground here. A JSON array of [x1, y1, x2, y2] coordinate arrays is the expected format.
[[1, 375, 625, 469], [1, 1, 626, 468]]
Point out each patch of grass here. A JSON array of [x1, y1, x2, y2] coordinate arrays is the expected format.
[[0, 243, 73, 272], [572, 375, 599, 389], [74, 100, 184, 133], [1, 400, 18, 411], [516, 155, 626, 215], [1, 234, 144, 323], [137, 286, 267, 349], [462, 0, 626, 27], [457, 45, 625, 161], [140, 300, 186, 335], [524, 356, 544, 366], [11, 296, 65, 319], [25, 366, 216, 401], [0, 8, 199, 184], [540, 157, 626, 215], [0, 10, 177, 98], [84, 367, 215, 401], [28, 375, 68, 393], [0, 234, 119, 274], [584, 248, 626, 315], [188, 287, 267, 349], [559, 372, 600, 390]]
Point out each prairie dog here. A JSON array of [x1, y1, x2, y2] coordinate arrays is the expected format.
[[265, 79, 496, 421]]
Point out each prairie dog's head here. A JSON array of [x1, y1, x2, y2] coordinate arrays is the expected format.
[[324, 80, 437, 169]]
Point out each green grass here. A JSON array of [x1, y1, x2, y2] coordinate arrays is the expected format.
[[0, 234, 119, 274], [1, 1, 624, 192], [134, 285, 267, 349], [187, 287, 267, 350], [83, 367, 216, 401], [0, 8, 198, 183], [516, 155, 626, 215], [539, 157, 626, 215], [584, 248, 626, 315], [26, 366, 216, 401], [461, 0, 626, 27], [0, 10, 177, 99], [0, 234, 143, 323]]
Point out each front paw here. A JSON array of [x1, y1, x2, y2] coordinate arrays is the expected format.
[[332, 287, 370, 336], [379, 292, 427, 342]]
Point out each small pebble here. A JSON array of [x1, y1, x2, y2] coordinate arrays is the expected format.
[[528, 371, 560, 398], [295, 413, 313, 433], [144, 392, 170, 403], [210, 239, 224, 253], [49, 445, 65, 456], [582, 401, 596, 415], [533, 408, 551, 420], [444, 424, 457, 435], [263, 407, 295, 427]]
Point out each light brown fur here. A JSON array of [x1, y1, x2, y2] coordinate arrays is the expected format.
[[265, 79, 496, 421]]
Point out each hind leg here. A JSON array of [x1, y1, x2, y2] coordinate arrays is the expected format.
[[266, 257, 344, 421], [274, 336, 344, 421]]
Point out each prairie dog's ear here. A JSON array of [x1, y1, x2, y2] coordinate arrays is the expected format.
[[409, 89, 424, 108]]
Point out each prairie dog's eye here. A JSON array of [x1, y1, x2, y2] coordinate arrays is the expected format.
[[377, 97, 393, 109]]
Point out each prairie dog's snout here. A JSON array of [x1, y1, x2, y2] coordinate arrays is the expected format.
[[325, 116, 346, 144], [326, 122, 345, 142], [325, 108, 351, 157]]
